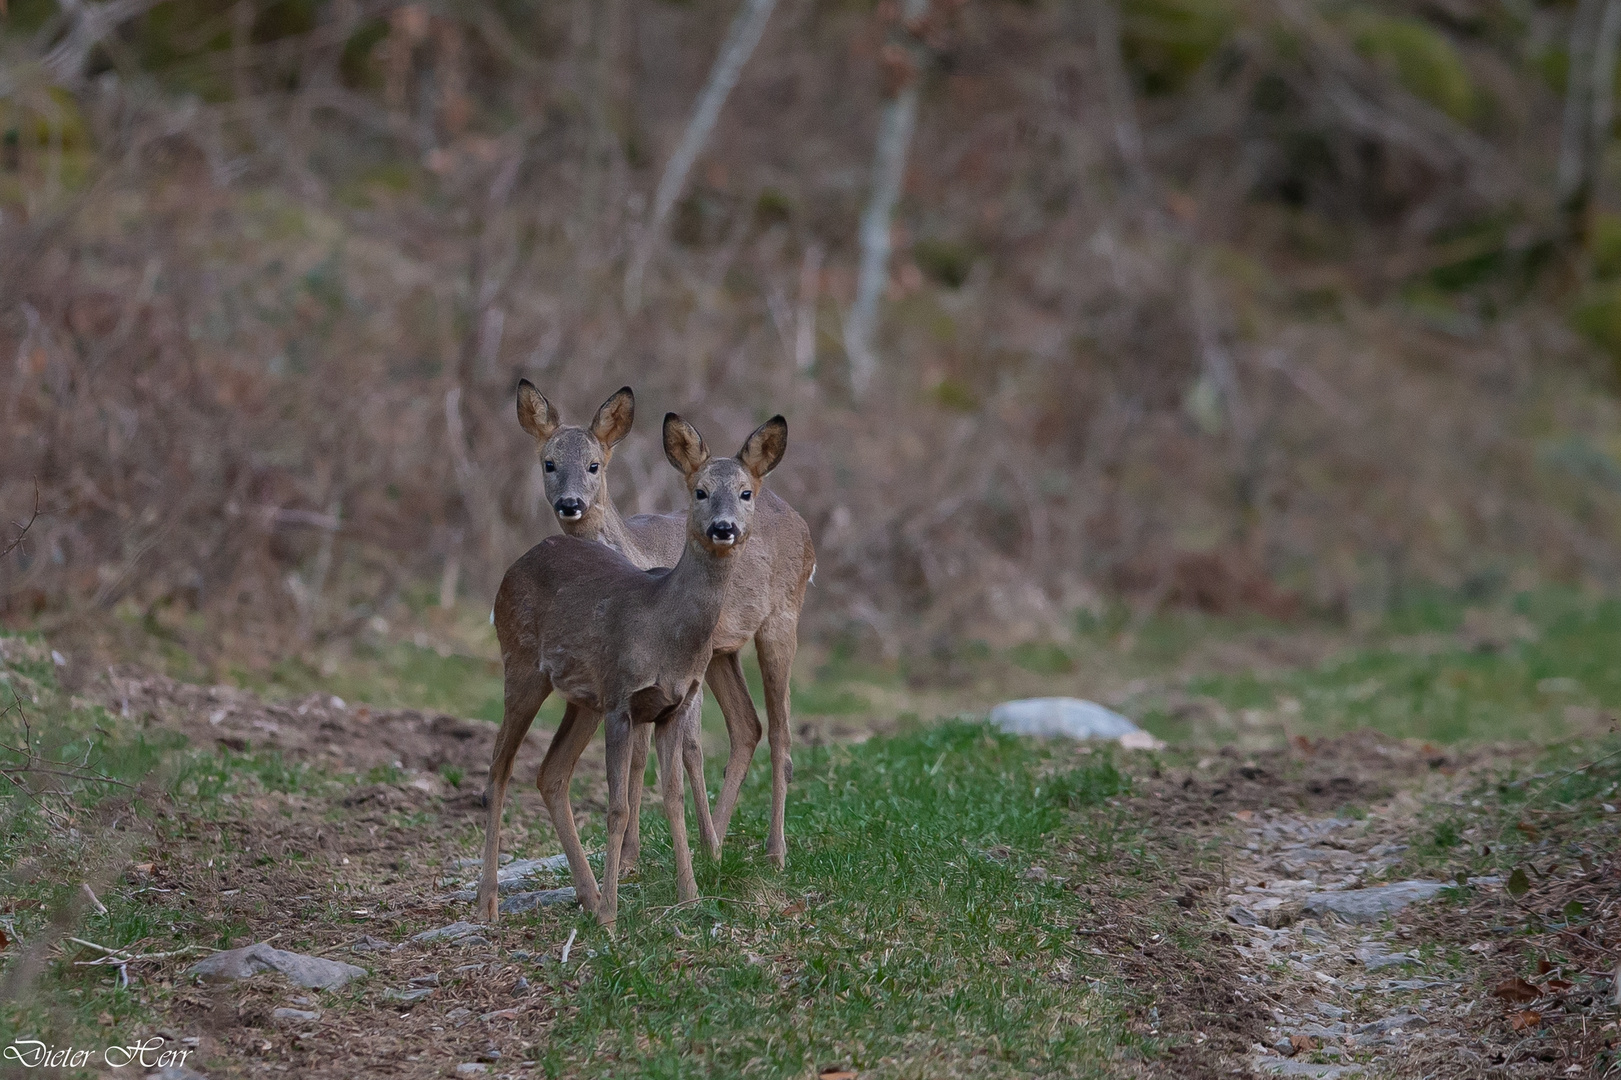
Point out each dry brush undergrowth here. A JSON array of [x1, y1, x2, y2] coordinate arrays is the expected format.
[[7, 0, 1621, 676]]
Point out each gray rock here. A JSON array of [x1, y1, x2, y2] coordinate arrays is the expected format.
[[445, 1007, 473, 1025], [453, 1065, 489, 1076], [1257, 1063, 1363, 1078], [1355, 943, 1418, 972], [349, 935, 392, 953], [187, 944, 367, 990], [500, 887, 578, 914], [496, 855, 571, 892], [1356, 1013, 1427, 1036], [147, 1069, 210, 1080], [1289, 1022, 1348, 1038], [1313, 1001, 1346, 1019], [383, 986, 434, 1004], [412, 921, 483, 944], [271, 1007, 320, 1022], [1301, 881, 1447, 924], [989, 698, 1143, 741], [408, 973, 440, 987]]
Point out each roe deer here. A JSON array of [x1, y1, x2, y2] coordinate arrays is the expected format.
[[518, 381, 815, 868], [479, 414, 787, 928]]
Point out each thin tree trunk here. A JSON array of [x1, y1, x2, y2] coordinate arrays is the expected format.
[[1091, 0, 1148, 191], [846, 0, 930, 400], [1588, 0, 1621, 222], [1560, 0, 1607, 216], [623, 0, 780, 312]]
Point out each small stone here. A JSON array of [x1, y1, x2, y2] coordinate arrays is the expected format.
[[1273, 1038, 1297, 1057], [1021, 867, 1051, 882], [187, 944, 367, 990], [384, 987, 434, 1004], [350, 935, 392, 953], [1301, 881, 1447, 925], [479, 1006, 525, 1022], [409, 973, 441, 987], [271, 1008, 320, 1022], [454, 1064, 488, 1076], [446, 1007, 473, 1024], [1356, 1013, 1427, 1036], [1355, 943, 1418, 972], [499, 887, 578, 914], [412, 921, 482, 944], [1314, 1001, 1346, 1019], [511, 975, 529, 995], [509, 950, 532, 961]]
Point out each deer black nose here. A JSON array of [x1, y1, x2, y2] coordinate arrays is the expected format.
[[555, 497, 585, 520], [707, 520, 738, 545]]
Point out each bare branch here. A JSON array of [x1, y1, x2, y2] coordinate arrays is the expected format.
[[623, 0, 781, 312], [1, 482, 40, 561]]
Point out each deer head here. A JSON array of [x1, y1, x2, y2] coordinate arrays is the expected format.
[[663, 413, 787, 555], [516, 380, 634, 522]]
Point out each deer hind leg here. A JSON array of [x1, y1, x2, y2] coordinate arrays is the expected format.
[[755, 617, 799, 870], [705, 651, 762, 844], [654, 715, 699, 903], [478, 670, 550, 923], [597, 708, 635, 931], [620, 723, 653, 873], [535, 703, 603, 915], [679, 693, 720, 860]]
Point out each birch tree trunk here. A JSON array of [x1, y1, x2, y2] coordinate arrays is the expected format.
[[845, 0, 930, 400], [623, 0, 780, 312]]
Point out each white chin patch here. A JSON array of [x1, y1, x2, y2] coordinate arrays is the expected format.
[[710, 535, 736, 547], [558, 509, 582, 520]]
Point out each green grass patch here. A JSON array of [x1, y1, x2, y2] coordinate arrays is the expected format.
[[530, 723, 1138, 1077]]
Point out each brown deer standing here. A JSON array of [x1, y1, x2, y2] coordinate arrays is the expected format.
[[479, 414, 786, 928], [516, 382, 814, 869]]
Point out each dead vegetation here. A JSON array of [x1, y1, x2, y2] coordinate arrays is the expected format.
[[6, 2, 1621, 673]]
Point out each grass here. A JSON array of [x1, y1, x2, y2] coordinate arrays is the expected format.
[[526, 725, 1138, 1078], [1135, 587, 1621, 745]]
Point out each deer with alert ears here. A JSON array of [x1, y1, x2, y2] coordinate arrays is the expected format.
[[515, 381, 815, 870], [480, 413, 787, 928]]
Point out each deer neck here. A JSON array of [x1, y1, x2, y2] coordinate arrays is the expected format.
[[571, 492, 638, 562], [649, 532, 739, 641]]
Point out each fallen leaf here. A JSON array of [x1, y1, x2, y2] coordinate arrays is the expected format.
[[98, 1012, 114, 1026], [1506, 867, 1531, 899], [1516, 821, 1540, 840], [1289, 1034, 1317, 1053], [1509, 1010, 1542, 1031], [1537, 959, 1557, 976], [1547, 979, 1573, 991], [0, 928, 8, 949], [1491, 978, 1543, 1003], [780, 901, 806, 916], [1467, 942, 1492, 953], [1564, 899, 1586, 921], [1233, 810, 1254, 822], [1291, 735, 1313, 754], [818, 1071, 857, 1080]]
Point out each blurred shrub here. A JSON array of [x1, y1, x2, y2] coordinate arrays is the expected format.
[[1573, 283, 1621, 366], [1592, 214, 1621, 281], [1122, 0, 1237, 95], [1346, 11, 1475, 122], [913, 237, 976, 288], [1048, 756, 1129, 809]]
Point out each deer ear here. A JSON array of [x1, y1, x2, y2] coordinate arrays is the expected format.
[[516, 379, 559, 442], [663, 413, 709, 476], [590, 386, 634, 452], [737, 415, 787, 478]]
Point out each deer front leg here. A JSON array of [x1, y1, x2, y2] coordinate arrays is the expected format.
[[755, 621, 798, 870], [597, 709, 635, 931], [621, 723, 653, 872], [655, 716, 699, 903], [705, 651, 762, 843], [678, 693, 721, 860], [478, 672, 550, 923], [536, 703, 603, 915]]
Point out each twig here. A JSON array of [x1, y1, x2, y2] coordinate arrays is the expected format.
[[1522, 747, 1621, 809], [1, 481, 40, 560], [81, 883, 107, 915], [559, 927, 577, 965], [73, 945, 213, 966]]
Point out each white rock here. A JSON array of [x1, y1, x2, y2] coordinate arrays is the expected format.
[[990, 698, 1154, 745], [188, 944, 366, 990]]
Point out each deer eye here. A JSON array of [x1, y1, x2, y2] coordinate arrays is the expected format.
[[695, 488, 708, 500], [740, 489, 752, 501], [544, 460, 556, 473], [588, 462, 600, 473]]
